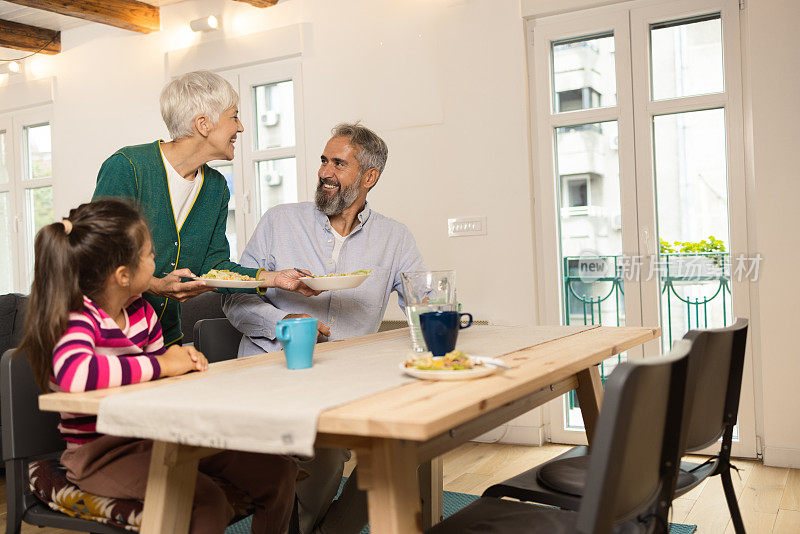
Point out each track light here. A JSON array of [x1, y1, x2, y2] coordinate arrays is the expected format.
[[190, 15, 219, 32]]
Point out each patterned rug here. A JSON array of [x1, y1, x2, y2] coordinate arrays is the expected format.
[[225, 480, 698, 533]]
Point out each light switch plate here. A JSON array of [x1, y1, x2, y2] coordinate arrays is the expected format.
[[448, 216, 487, 237]]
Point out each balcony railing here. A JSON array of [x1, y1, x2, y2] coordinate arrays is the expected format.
[[562, 252, 732, 413]]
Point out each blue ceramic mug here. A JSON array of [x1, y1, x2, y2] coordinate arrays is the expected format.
[[419, 311, 473, 356], [275, 317, 318, 369]]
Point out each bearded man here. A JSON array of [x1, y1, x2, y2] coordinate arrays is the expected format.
[[223, 122, 426, 533]]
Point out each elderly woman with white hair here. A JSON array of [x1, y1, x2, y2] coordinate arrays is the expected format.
[[94, 70, 313, 347]]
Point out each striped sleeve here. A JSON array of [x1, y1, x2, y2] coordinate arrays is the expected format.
[[142, 299, 167, 356], [52, 311, 162, 393]]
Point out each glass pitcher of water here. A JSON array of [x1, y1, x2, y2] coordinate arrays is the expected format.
[[400, 270, 457, 352]]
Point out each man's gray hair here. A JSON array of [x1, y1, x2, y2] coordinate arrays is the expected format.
[[331, 123, 388, 184], [160, 71, 239, 140]]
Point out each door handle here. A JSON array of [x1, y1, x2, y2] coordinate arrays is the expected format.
[[641, 228, 656, 257]]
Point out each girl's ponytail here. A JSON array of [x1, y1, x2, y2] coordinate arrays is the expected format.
[[19, 220, 83, 391]]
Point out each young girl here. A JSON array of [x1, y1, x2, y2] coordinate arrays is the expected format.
[[18, 199, 297, 534]]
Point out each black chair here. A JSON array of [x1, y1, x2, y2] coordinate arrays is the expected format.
[[180, 291, 226, 345], [193, 318, 243, 363], [428, 338, 694, 534], [1, 349, 129, 534], [0, 293, 29, 461], [484, 319, 749, 534]]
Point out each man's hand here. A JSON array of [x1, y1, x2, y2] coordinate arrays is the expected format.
[[149, 269, 215, 302], [261, 269, 322, 297], [283, 313, 331, 342]]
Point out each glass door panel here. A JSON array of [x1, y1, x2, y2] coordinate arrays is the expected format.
[[24, 186, 53, 284], [556, 121, 626, 429], [553, 34, 617, 112], [653, 109, 732, 349], [0, 192, 13, 293], [209, 162, 238, 261], [254, 81, 296, 150], [24, 123, 52, 180], [650, 14, 723, 101], [0, 130, 9, 184], [255, 157, 297, 217]]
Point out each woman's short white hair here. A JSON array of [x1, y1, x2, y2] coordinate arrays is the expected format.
[[160, 71, 239, 140]]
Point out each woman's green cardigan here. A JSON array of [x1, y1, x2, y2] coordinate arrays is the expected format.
[[93, 141, 259, 346]]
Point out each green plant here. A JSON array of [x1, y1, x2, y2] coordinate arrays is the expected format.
[[659, 236, 727, 266]]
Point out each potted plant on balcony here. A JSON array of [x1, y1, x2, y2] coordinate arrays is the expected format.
[[659, 236, 727, 281]]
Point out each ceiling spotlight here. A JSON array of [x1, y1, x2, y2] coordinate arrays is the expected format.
[[8, 61, 20, 73], [190, 15, 219, 32]]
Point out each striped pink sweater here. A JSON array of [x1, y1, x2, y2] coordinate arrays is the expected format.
[[51, 295, 165, 446]]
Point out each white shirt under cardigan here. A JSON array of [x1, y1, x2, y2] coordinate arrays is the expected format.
[[223, 201, 426, 357], [161, 147, 203, 229]]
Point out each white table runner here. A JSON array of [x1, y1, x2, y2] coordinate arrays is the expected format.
[[97, 325, 595, 456]]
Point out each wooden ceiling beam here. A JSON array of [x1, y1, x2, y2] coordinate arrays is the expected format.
[[233, 0, 279, 7], [0, 19, 60, 55], [5, 0, 160, 34]]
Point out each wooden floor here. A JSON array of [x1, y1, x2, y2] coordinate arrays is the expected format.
[[3, 442, 799, 533], [437, 442, 800, 534]]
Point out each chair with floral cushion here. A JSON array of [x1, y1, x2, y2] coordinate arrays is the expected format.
[[1, 348, 132, 533]]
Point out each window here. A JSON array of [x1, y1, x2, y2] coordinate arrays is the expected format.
[[0, 108, 54, 292], [251, 79, 299, 218], [556, 88, 602, 112], [566, 177, 589, 207], [552, 34, 616, 113], [214, 62, 305, 261]]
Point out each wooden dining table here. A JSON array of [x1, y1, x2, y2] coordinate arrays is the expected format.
[[38, 324, 659, 534]]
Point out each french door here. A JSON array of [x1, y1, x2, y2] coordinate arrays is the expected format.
[[528, 0, 757, 457]]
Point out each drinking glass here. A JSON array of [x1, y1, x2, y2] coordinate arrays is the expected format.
[[400, 270, 457, 352]]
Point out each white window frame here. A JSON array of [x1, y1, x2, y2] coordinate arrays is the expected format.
[[216, 60, 306, 260], [0, 106, 54, 292]]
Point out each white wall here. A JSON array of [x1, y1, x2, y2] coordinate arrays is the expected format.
[[742, 0, 800, 468]]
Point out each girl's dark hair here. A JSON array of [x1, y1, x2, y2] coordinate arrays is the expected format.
[[18, 199, 150, 391]]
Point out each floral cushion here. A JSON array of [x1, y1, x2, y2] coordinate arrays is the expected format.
[[28, 457, 142, 530], [28, 457, 256, 531]]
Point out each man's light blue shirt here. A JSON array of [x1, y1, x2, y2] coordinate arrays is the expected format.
[[223, 202, 426, 356]]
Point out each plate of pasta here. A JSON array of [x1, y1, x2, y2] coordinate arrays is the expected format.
[[196, 269, 263, 288], [299, 270, 372, 291], [400, 350, 501, 381]]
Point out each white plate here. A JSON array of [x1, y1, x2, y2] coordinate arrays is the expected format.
[[300, 274, 369, 291], [399, 356, 503, 381], [196, 278, 263, 289]]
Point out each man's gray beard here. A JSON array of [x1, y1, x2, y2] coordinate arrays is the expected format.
[[315, 176, 362, 216]]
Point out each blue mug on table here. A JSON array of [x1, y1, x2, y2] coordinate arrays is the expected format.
[[275, 317, 318, 369], [419, 311, 473, 356]]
